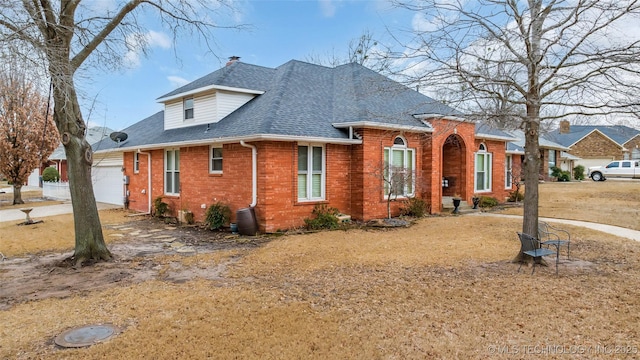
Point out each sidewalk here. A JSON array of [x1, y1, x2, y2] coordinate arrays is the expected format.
[[473, 213, 640, 242], [0, 202, 121, 223]]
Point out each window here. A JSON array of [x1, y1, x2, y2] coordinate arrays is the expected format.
[[134, 152, 140, 173], [210, 146, 223, 173], [298, 145, 325, 201], [606, 162, 619, 168], [383, 137, 415, 197], [622, 161, 631, 168], [165, 149, 180, 195], [184, 98, 194, 120], [548, 149, 556, 175], [475, 144, 492, 192], [505, 154, 512, 189]]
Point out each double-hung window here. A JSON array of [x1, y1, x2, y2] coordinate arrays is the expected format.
[[210, 146, 223, 173], [298, 145, 325, 201], [165, 149, 180, 195], [184, 98, 194, 120], [383, 137, 415, 198], [475, 143, 492, 192]]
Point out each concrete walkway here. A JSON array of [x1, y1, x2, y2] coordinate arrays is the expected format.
[[0, 202, 121, 223], [472, 213, 640, 242]]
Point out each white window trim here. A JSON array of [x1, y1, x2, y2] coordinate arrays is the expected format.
[[297, 143, 326, 202], [384, 137, 416, 199], [164, 149, 180, 196], [475, 143, 492, 193], [210, 145, 223, 174], [505, 154, 512, 189], [134, 152, 140, 174]]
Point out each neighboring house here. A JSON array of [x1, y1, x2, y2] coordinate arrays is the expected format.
[[502, 129, 573, 180], [548, 120, 640, 169], [93, 59, 518, 232], [29, 126, 114, 188]]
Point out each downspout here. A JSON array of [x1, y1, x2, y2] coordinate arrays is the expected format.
[[240, 141, 257, 207], [138, 149, 152, 214]]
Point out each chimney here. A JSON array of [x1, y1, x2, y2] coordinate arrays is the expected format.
[[559, 120, 571, 134], [226, 56, 240, 66]]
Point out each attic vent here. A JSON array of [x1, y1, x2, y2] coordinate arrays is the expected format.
[[352, 130, 362, 140]]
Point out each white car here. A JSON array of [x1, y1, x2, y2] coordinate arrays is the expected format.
[[588, 160, 640, 181]]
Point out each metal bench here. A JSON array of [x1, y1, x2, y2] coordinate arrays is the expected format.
[[518, 232, 559, 275]]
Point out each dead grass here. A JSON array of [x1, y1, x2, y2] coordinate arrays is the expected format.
[[1, 181, 639, 359], [0, 209, 138, 257], [499, 180, 640, 230]]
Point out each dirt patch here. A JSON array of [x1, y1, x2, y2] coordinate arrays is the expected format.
[[0, 217, 270, 310]]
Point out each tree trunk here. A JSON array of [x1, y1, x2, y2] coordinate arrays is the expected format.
[[12, 183, 24, 205], [51, 73, 111, 265]]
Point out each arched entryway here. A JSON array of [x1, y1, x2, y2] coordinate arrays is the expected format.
[[441, 134, 467, 199]]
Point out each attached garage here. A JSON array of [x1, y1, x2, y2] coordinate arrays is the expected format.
[[92, 152, 124, 205]]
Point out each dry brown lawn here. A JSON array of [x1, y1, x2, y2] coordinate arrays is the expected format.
[[1, 181, 639, 359]]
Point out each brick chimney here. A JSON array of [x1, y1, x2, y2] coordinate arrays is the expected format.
[[226, 56, 240, 66], [559, 120, 571, 134]]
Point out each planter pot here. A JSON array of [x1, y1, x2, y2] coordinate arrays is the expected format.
[[472, 197, 480, 209], [452, 198, 461, 214]]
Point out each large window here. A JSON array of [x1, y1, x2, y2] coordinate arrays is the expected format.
[[475, 144, 492, 192], [298, 145, 325, 201], [210, 146, 223, 173], [165, 149, 180, 195], [383, 137, 415, 197], [184, 98, 194, 120], [505, 154, 512, 189]]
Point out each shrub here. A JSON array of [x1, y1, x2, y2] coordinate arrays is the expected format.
[[304, 204, 340, 230], [400, 197, 430, 217], [153, 196, 169, 218], [550, 166, 571, 182], [573, 165, 585, 180], [204, 202, 231, 230], [479, 196, 499, 208], [42, 167, 60, 182], [507, 190, 524, 202]]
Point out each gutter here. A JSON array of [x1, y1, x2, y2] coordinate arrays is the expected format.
[[239, 141, 257, 207]]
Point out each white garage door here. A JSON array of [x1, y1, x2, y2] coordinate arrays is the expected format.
[[92, 152, 124, 205], [92, 166, 124, 205]]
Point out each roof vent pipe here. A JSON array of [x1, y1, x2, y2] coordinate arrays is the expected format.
[[240, 141, 257, 207]]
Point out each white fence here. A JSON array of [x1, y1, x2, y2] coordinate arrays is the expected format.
[[43, 181, 71, 201]]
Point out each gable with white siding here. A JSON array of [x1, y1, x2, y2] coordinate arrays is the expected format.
[[163, 90, 256, 130]]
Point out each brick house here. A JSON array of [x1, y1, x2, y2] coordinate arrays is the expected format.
[[548, 120, 640, 169], [93, 59, 518, 232], [501, 129, 572, 180]]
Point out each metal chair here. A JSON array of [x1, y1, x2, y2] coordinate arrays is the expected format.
[[517, 232, 558, 275], [538, 221, 570, 259]]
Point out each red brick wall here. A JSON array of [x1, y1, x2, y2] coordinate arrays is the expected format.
[[122, 122, 514, 230]]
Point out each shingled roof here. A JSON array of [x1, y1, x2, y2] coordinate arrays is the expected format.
[[547, 125, 640, 148], [94, 60, 462, 152]]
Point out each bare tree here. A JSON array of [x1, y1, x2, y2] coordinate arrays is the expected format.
[[0, 65, 59, 204], [0, 0, 243, 266], [393, 0, 640, 250], [306, 29, 394, 74]]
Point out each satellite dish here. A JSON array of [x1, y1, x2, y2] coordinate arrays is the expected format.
[[109, 131, 128, 143]]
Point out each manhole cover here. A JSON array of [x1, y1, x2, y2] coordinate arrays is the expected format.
[[54, 324, 120, 348]]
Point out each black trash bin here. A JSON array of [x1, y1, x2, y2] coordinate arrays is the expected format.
[[236, 207, 258, 236]]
